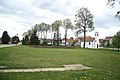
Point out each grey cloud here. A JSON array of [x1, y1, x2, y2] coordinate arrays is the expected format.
[[94, 13, 119, 28], [0, 0, 46, 24], [33, 0, 72, 16]]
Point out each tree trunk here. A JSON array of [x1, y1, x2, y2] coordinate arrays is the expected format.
[[57, 30, 59, 46], [51, 32, 53, 45], [83, 27, 86, 48], [65, 29, 67, 46], [41, 32, 42, 39], [46, 31, 47, 41], [118, 42, 120, 51]]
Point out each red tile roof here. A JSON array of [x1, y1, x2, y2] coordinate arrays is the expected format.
[[77, 36, 95, 42]]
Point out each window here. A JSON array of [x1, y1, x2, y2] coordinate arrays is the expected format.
[[97, 34, 98, 36], [89, 42, 91, 45]]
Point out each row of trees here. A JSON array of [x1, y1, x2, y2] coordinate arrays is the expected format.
[[1, 31, 20, 44], [23, 7, 94, 48], [22, 19, 74, 46]]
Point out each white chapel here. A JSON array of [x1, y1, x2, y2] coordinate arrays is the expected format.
[[77, 32, 100, 48]]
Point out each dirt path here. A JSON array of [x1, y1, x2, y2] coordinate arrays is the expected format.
[[0, 64, 92, 72]]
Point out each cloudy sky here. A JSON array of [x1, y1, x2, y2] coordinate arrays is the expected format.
[[0, 0, 120, 40]]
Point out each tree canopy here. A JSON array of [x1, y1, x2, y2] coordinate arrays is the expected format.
[[29, 32, 39, 45], [12, 35, 20, 44], [112, 31, 120, 50], [1, 31, 10, 44]]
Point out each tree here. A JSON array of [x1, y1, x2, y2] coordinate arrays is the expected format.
[[63, 18, 73, 46], [51, 23, 54, 45], [42, 23, 51, 40], [74, 7, 94, 48], [27, 30, 33, 38], [52, 20, 62, 45], [25, 35, 29, 45], [12, 35, 20, 44], [1, 31, 10, 44], [22, 37, 25, 45], [29, 32, 39, 45], [112, 31, 120, 50], [22, 35, 29, 45], [107, 0, 120, 20]]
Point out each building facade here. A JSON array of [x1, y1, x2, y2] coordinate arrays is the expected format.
[[76, 32, 100, 48]]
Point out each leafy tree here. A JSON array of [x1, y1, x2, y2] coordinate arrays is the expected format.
[[25, 35, 29, 45], [74, 7, 94, 48], [22, 35, 29, 45], [107, 0, 120, 20], [0, 38, 1, 43], [112, 31, 120, 50], [52, 20, 62, 45], [1, 31, 10, 44], [22, 37, 25, 45], [12, 35, 20, 44], [29, 32, 39, 45], [63, 18, 73, 46]]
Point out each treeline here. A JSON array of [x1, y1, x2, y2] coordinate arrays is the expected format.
[[22, 19, 73, 46], [22, 7, 94, 48]]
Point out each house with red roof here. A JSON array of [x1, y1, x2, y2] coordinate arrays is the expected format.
[[75, 32, 100, 48]]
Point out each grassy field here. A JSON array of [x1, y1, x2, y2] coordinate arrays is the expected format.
[[0, 46, 120, 80]]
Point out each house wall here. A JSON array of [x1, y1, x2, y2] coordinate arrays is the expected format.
[[80, 32, 100, 48], [94, 32, 99, 48], [93, 40, 99, 48], [81, 42, 94, 48], [80, 41, 100, 48]]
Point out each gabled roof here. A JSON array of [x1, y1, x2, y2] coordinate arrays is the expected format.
[[77, 36, 95, 42], [104, 36, 113, 41]]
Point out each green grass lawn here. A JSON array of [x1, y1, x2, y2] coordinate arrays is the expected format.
[[0, 46, 120, 80]]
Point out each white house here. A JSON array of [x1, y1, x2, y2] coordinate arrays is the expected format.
[[76, 32, 100, 48]]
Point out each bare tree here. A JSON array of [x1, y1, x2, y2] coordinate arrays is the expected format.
[[52, 20, 62, 45], [63, 18, 73, 46]]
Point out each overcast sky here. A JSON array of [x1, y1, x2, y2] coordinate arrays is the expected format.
[[0, 0, 120, 40]]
